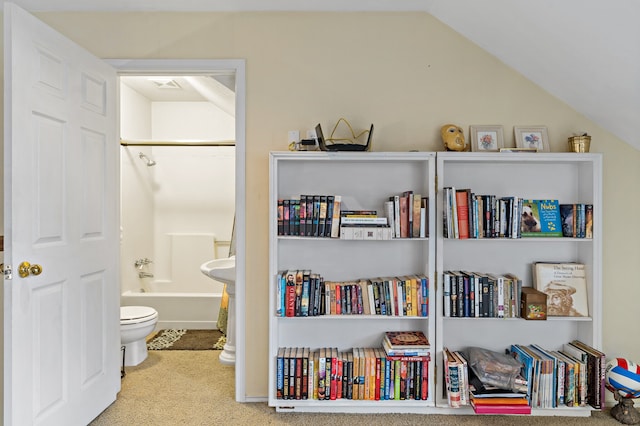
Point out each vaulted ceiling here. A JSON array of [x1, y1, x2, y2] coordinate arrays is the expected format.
[[6, 0, 638, 150]]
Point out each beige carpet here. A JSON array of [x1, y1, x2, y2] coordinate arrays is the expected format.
[[91, 350, 621, 425]]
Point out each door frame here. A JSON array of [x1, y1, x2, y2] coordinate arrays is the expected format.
[[106, 59, 246, 402]]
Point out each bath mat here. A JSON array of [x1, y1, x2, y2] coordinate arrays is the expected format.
[[147, 329, 225, 351]]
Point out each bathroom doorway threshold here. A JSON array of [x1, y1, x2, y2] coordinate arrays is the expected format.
[[107, 59, 246, 402]]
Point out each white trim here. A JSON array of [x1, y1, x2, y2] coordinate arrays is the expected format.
[[107, 58, 247, 402]]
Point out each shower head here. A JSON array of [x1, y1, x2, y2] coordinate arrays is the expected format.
[[138, 152, 156, 167]]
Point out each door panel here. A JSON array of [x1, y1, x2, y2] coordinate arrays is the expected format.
[[4, 4, 119, 425]]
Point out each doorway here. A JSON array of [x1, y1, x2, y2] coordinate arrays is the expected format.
[[110, 59, 246, 402]]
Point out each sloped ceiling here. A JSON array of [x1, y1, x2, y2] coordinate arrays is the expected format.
[[5, 0, 639, 150]]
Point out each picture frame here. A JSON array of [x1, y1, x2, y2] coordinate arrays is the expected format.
[[514, 126, 550, 152], [470, 125, 504, 152]]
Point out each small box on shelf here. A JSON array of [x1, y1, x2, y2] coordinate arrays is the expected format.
[[520, 288, 547, 320]]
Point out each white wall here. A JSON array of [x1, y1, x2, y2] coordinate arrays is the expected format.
[[120, 94, 235, 293], [120, 83, 154, 294], [152, 101, 235, 141]]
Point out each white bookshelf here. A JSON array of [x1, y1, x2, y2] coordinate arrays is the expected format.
[[435, 151, 602, 416], [268, 151, 436, 413], [267, 151, 602, 416]]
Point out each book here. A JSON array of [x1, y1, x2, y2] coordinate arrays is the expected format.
[[340, 216, 387, 225], [521, 199, 563, 237], [384, 200, 396, 238], [455, 189, 471, 239], [559, 203, 576, 237], [470, 399, 532, 414], [277, 199, 284, 235], [383, 331, 430, 349], [399, 193, 409, 238], [420, 197, 428, 238], [585, 204, 593, 238], [412, 193, 422, 238], [299, 195, 308, 236], [533, 262, 589, 317], [324, 195, 335, 237], [444, 347, 462, 407], [284, 270, 297, 317], [329, 195, 342, 238]]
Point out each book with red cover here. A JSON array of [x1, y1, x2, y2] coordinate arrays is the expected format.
[[455, 189, 470, 239], [285, 270, 297, 317]]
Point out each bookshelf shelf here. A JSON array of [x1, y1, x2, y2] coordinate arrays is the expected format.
[[436, 151, 603, 413], [269, 151, 436, 411]]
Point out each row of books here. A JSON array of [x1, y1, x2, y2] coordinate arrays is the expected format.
[[442, 271, 522, 318], [560, 203, 594, 238], [510, 340, 606, 409], [443, 188, 524, 239], [276, 346, 430, 401], [444, 188, 594, 239], [276, 271, 429, 317], [384, 191, 429, 239], [443, 340, 605, 411], [277, 194, 340, 238], [276, 331, 432, 401]]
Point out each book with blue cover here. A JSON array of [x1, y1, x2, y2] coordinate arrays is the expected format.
[[520, 199, 563, 237]]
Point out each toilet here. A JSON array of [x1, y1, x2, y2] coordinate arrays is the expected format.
[[120, 306, 159, 366]]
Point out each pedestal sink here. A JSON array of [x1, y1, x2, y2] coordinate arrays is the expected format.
[[200, 256, 236, 365]]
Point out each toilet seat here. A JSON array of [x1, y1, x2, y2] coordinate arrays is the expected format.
[[121, 306, 158, 325]]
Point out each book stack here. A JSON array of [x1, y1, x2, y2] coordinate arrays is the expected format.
[[339, 210, 393, 240], [382, 331, 430, 356], [466, 355, 530, 414], [382, 331, 430, 401]]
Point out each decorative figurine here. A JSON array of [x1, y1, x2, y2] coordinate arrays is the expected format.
[[441, 124, 467, 151]]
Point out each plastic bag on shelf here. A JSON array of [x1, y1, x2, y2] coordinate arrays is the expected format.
[[465, 346, 524, 393]]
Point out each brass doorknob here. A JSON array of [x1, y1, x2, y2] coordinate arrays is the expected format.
[[18, 261, 43, 278]]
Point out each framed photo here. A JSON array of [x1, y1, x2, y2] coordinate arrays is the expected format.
[[514, 126, 550, 152], [470, 125, 504, 152]]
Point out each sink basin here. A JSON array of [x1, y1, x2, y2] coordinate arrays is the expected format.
[[200, 256, 237, 365], [200, 256, 236, 285]]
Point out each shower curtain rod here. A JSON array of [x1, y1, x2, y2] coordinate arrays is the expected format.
[[120, 140, 235, 147]]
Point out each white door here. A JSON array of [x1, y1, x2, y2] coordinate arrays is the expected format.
[[4, 4, 120, 425]]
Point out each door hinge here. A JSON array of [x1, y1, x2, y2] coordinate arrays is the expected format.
[[2, 264, 12, 280]]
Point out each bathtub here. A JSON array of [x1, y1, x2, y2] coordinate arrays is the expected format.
[[121, 280, 222, 330]]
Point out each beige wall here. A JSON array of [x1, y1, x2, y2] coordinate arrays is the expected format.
[[3, 11, 638, 398]]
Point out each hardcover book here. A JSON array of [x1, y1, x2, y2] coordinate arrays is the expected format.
[[383, 331, 430, 349], [533, 262, 588, 317], [455, 189, 471, 239], [521, 199, 563, 237]]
